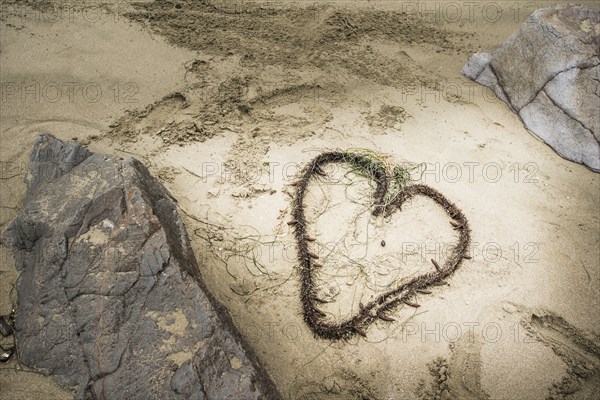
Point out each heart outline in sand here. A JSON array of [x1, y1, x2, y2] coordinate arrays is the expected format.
[[290, 151, 471, 340]]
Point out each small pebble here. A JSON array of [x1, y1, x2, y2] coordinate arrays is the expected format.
[[0, 349, 12, 362]]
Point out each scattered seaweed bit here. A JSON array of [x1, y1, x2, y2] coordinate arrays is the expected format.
[[310, 295, 330, 304], [291, 150, 471, 340], [403, 299, 421, 308], [377, 310, 396, 322], [314, 308, 327, 318]]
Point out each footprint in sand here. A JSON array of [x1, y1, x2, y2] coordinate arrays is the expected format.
[[418, 302, 600, 400]]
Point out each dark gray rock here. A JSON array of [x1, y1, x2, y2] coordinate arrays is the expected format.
[[462, 4, 600, 171], [2, 134, 281, 400]]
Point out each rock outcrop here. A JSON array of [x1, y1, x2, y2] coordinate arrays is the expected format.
[[462, 4, 600, 171], [2, 135, 281, 400]]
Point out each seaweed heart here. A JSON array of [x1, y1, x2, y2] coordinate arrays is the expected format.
[[290, 151, 471, 340]]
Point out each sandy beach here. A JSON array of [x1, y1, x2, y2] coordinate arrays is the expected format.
[[1, 1, 599, 399]]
